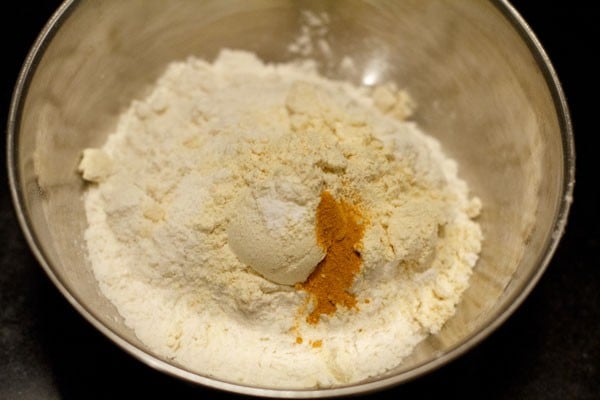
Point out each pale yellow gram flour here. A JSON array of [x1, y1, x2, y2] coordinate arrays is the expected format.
[[79, 49, 482, 388]]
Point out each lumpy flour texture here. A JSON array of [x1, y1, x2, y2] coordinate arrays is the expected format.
[[80, 49, 482, 388]]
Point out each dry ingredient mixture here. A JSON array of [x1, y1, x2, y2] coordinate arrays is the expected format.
[[79, 49, 482, 388]]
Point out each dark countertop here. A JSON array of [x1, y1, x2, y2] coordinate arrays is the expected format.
[[1, 2, 598, 399]]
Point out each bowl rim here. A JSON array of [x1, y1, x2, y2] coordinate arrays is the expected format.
[[7, 0, 575, 397]]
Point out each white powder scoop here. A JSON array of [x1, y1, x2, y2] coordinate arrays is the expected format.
[[227, 179, 325, 285]]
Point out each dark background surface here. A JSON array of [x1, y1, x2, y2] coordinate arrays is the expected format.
[[1, 1, 598, 399]]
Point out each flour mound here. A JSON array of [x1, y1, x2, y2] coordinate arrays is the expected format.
[[81, 49, 482, 388]]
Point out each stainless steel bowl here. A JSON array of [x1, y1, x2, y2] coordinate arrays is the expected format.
[[8, 0, 574, 397]]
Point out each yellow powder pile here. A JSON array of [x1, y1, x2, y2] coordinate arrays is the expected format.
[[300, 191, 365, 324]]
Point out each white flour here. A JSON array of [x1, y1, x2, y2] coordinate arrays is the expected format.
[[80, 49, 482, 388]]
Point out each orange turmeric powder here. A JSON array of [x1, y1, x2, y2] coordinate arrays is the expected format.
[[299, 191, 365, 324]]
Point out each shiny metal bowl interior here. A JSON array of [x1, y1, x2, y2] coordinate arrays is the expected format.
[[8, 0, 574, 397]]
